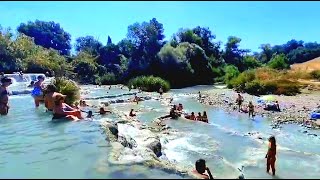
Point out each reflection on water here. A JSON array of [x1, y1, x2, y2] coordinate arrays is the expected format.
[[0, 85, 319, 178]]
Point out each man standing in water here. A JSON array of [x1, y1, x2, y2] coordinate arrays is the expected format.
[[159, 86, 163, 98], [236, 93, 244, 112]]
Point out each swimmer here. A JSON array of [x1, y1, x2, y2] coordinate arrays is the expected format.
[[87, 111, 94, 118], [202, 111, 208, 123], [98, 107, 111, 115], [129, 109, 136, 117], [185, 112, 196, 120], [196, 112, 202, 121], [177, 103, 183, 111], [52, 94, 84, 121]]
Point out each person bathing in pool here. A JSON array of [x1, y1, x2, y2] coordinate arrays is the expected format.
[[196, 112, 202, 121], [202, 111, 208, 123], [185, 112, 196, 120], [44, 84, 64, 112], [98, 107, 112, 115], [129, 109, 136, 117], [0, 77, 13, 115], [192, 159, 213, 179], [86, 111, 94, 118], [31, 75, 45, 107], [52, 94, 84, 121]]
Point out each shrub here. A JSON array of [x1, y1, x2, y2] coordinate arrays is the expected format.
[[227, 67, 301, 96], [268, 54, 289, 70], [54, 77, 80, 105], [127, 75, 170, 92], [224, 65, 240, 84], [96, 73, 117, 85], [310, 70, 320, 80]]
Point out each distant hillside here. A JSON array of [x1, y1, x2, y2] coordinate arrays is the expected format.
[[291, 57, 320, 72]]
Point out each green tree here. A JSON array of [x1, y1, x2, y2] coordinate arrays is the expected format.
[[72, 52, 98, 83], [75, 36, 103, 56], [224, 65, 240, 83], [17, 20, 72, 55]]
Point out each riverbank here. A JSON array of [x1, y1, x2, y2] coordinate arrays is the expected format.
[[199, 88, 320, 129]]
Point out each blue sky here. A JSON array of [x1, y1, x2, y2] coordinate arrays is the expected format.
[[1, 1, 320, 52]]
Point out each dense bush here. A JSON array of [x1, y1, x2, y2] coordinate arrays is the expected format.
[[127, 76, 170, 92], [224, 65, 240, 84], [54, 77, 80, 105], [310, 70, 320, 80], [268, 54, 289, 70]]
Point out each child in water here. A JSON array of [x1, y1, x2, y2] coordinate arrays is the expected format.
[[31, 75, 45, 107]]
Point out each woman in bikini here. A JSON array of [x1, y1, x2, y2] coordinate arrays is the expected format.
[[266, 136, 277, 176], [0, 77, 12, 115], [31, 75, 45, 107]]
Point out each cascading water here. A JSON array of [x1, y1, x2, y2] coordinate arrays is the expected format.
[[3, 73, 54, 95]]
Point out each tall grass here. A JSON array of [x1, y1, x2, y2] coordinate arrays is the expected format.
[[127, 76, 170, 92]]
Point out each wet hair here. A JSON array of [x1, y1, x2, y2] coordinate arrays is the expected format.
[[203, 111, 207, 117], [191, 112, 194, 115], [198, 112, 201, 116], [269, 136, 276, 148], [46, 84, 57, 93], [88, 111, 93, 115], [130, 109, 134, 111], [249, 101, 252, 105], [1, 76, 12, 84], [100, 107, 104, 111], [54, 94, 65, 106], [195, 159, 206, 174], [37, 75, 45, 80], [30, 81, 35, 84]]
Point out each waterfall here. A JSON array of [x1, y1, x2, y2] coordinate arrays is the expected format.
[[3, 73, 54, 95]]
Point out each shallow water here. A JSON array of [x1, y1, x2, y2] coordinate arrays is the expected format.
[[0, 85, 319, 178]]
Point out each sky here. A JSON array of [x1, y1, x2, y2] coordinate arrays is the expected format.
[[1, 1, 320, 52]]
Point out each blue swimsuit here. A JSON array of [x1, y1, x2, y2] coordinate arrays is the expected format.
[[31, 86, 43, 97]]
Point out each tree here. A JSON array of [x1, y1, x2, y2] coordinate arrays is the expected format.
[[224, 65, 240, 83], [75, 36, 103, 56], [259, 44, 273, 63], [223, 36, 249, 71], [17, 20, 72, 55], [72, 52, 98, 83], [107, 36, 112, 45], [268, 54, 289, 70], [126, 18, 165, 72]]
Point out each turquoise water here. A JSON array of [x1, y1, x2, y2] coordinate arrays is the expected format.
[[0, 85, 319, 178]]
